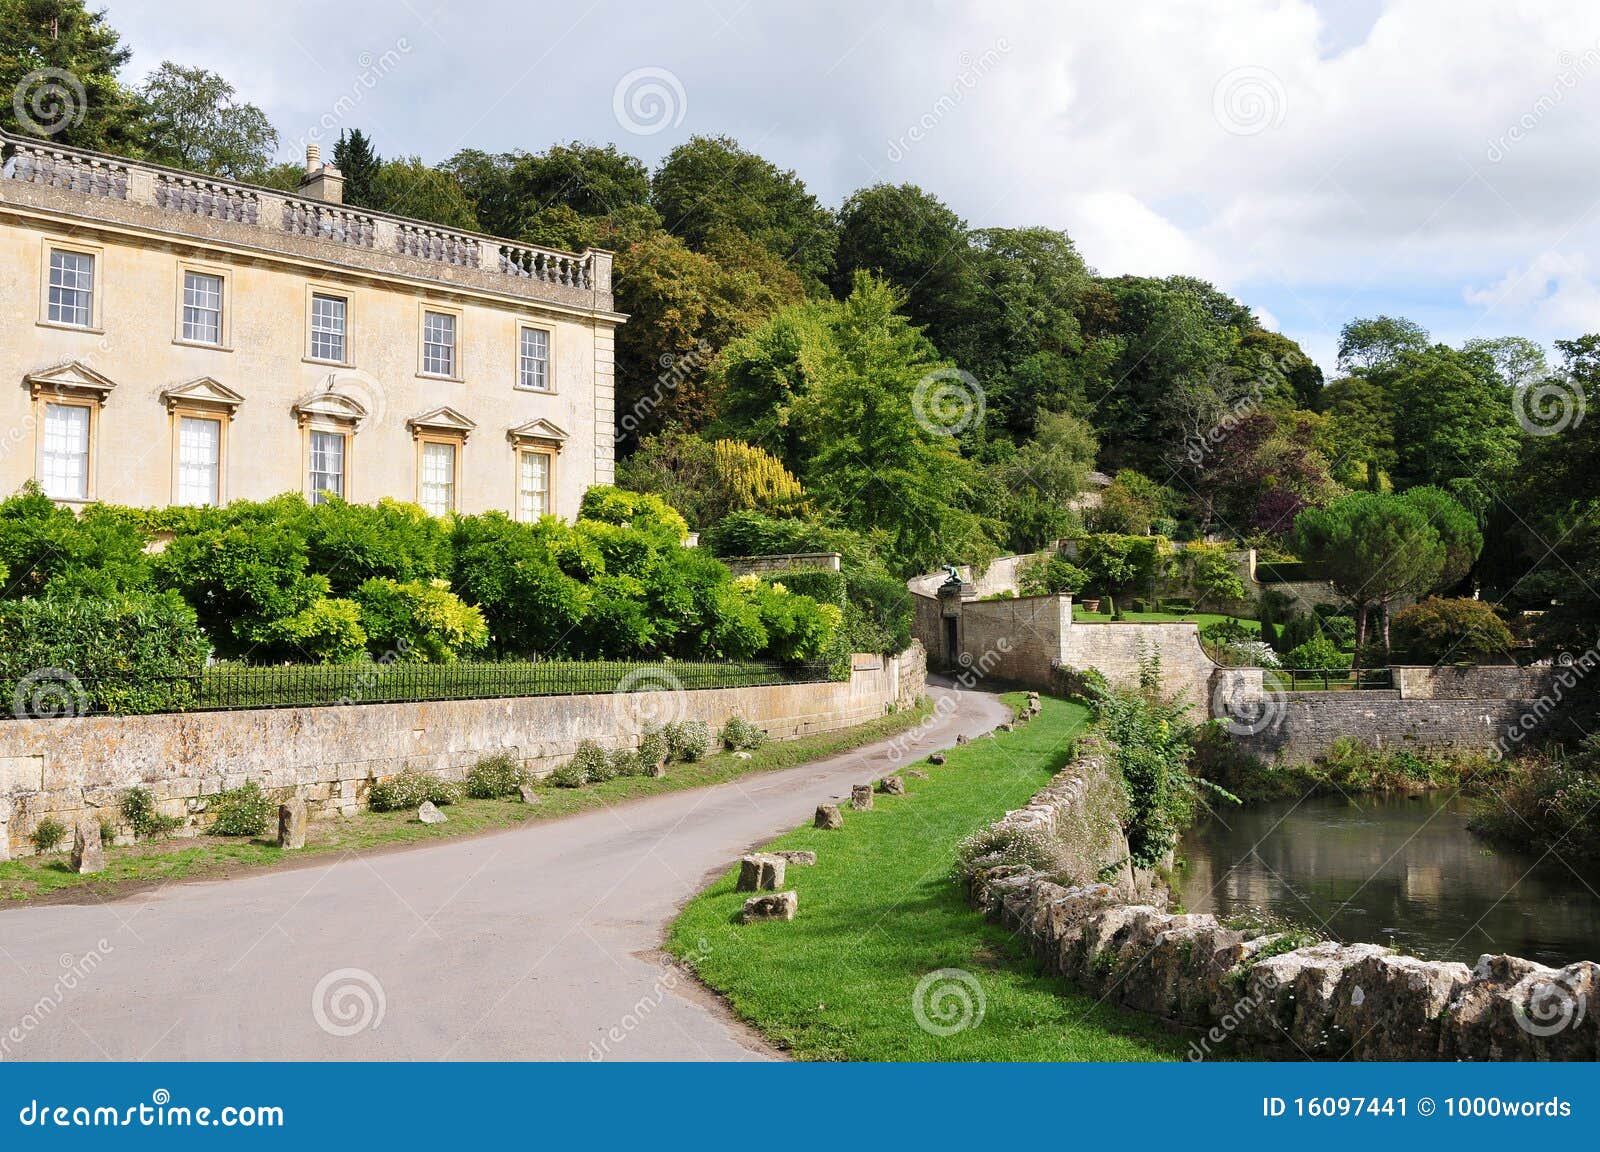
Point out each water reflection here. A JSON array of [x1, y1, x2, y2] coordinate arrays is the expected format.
[[1178, 792, 1600, 966]]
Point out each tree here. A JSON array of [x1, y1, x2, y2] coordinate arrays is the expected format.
[[1320, 374, 1394, 488], [367, 157, 479, 230], [651, 135, 837, 293], [613, 230, 803, 445], [136, 63, 278, 180], [0, 0, 143, 151], [1400, 485, 1482, 591], [1336, 315, 1429, 374], [1463, 335, 1549, 390], [332, 129, 381, 207], [1390, 598, 1514, 665], [985, 410, 1097, 551], [445, 142, 652, 241], [832, 183, 978, 346], [1388, 346, 1521, 516], [1295, 491, 1445, 654]]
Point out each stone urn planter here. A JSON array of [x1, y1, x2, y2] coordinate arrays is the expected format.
[[1081, 599, 1101, 613]]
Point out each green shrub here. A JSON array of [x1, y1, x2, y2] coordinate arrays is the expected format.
[[1390, 597, 1515, 664], [465, 754, 529, 799], [368, 769, 461, 812], [637, 726, 670, 769], [768, 567, 846, 607], [121, 786, 181, 839], [302, 497, 453, 596], [209, 781, 275, 837], [1019, 553, 1091, 597], [354, 577, 489, 663], [0, 482, 152, 599], [720, 715, 768, 751], [1283, 634, 1352, 671], [30, 817, 67, 854], [605, 747, 643, 779], [262, 597, 368, 664], [546, 760, 588, 788], [0, 592, 209, 715], [664, 720, 711, 762], [1199, 617, 1253, 646], [577, 486, 690, 543], [551, 740, 609, 788]]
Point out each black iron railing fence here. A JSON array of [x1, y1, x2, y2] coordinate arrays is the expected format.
[[1262, 667, 1393, 692], [3, 659, 834, 719]]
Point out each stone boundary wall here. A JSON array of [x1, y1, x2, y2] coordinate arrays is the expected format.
[[720, 552, 842, 577], [964, 749, 1599, 1060], [1236, 690, 1542, 764], [1394, 665, 1555, 700], [0, 647, 926, 860]]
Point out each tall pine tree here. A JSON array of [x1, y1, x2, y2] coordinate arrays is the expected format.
[[332, 128, 381, 207]]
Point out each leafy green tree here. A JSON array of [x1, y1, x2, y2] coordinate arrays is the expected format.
[[0, 0, 143, 151], [0, 483, 150, 598], [1400, 485, 1482, 591], [135, 63, 278, 179], [1463, 335, 1549, 390], [1388, 346, 1520, 516], [1320, 374, 1394, 488], [1389, 597, 1514, 665], [985, 410, 1097, 551], [651, 135, 837, 293], [1294, 491, 1445, 654], [1336, 315, 1429, 373], [368, 156, 479, 230], [332, 128, 381, 206], [445, 142, 652, 240]]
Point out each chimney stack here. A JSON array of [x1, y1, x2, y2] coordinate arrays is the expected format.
[[297, 142, 344, 204]]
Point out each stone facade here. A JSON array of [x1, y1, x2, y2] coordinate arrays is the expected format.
[[965, 747, 1599, 1060], [0, 646, 925, 859], [1235, 690, 1543, 764], [0, 131, 621, 518]]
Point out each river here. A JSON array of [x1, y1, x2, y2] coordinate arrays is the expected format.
[[1177, 792, 1600, 966]]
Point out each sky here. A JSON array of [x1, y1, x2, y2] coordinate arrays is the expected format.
[[104, 0, 1600, 375]]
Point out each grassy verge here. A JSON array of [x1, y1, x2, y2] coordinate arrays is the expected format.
[[667, 695, 1189, 1061], [0, 698, 933, 905]]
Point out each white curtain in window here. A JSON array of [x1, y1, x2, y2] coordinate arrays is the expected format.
[[41, 403, 90, 499], [177, 416, 220, 505]]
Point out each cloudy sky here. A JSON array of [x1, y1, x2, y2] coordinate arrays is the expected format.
[[108, 0, 1600, 373]]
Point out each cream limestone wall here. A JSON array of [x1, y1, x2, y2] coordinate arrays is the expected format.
[[0, 141, 621, 520]]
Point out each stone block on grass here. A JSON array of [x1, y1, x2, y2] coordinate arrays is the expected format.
[[70, 819, 105, 874], [742, 890, 798, 922], [277, 798, 307, 849], [850, 784, 874, 811], [737, 854, 787, 892], [418, 801, 448, 824], [773, 850, 816, 866], [814, 803, 843, 829], [878, 775, 906, 796]]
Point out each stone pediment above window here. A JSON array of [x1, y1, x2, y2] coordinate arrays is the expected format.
[[25, 360, 117, 405], [407, 406, 477, 441], [506, 418, 569, 450], [293, 389, 368, 428], [162, 377, 245, 418]]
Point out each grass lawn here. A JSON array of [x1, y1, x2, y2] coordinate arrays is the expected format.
[[1072, 607, 1258, 631], [667, 694, 1189, 1061], [0, 699, 933, 905]]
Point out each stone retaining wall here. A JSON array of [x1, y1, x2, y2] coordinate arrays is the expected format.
[[1236, 690, 1540, 764], [964, 748, 1599, 1060], [0, 646, 926, 860]]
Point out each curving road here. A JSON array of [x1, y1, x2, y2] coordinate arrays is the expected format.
[[0, 679, 1007, 1062]]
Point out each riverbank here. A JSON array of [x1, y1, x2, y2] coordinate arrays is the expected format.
[[666, 695, 1189, 1061], [1193, 730, 1507, 803]]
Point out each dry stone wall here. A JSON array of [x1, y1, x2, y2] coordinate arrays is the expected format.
[[964, 747, 1599, 1060]]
